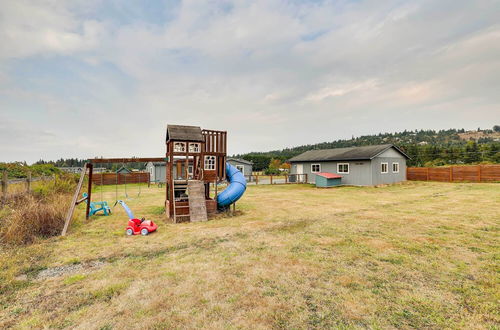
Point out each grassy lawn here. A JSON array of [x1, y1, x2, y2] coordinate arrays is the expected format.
[[1, 182, 499, 328]]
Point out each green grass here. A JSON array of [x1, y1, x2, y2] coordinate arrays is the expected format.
[[0, 181, 499, 328]]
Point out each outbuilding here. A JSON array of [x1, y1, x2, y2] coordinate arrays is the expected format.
[[289, 144, 409, 186], [315, 172, 342, 187], [145, 162, 167, 183], [227, 158, 253, 176]]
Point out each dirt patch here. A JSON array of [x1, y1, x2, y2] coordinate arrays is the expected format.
[[32, 261, 106, 280]]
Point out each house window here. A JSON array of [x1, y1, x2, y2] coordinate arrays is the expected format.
[[204, 156, 216, 170], [392, 162, 399, 173], [337, 163, 349, 174], [236, 165, 244, 174], [311, 164, 321, 173], [173, 142, 186, 152], [189, 143, 200, 153], [381, 162, 388, 173]]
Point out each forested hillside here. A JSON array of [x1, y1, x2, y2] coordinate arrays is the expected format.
[[234, 126, 500, 171]]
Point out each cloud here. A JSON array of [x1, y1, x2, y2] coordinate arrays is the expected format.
[[0, 0, 499, 162]]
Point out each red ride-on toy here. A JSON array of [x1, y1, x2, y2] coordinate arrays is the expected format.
[[115, 200, 158, 236]]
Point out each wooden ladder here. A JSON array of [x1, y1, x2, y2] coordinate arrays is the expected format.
[[172, 180, 190, 223]]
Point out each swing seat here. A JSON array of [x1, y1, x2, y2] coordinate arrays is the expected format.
[[82, 193, 112, 216]]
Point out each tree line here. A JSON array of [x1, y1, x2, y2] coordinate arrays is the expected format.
[[233, 126, 500, 171]]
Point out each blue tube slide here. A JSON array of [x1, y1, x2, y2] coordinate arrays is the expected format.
[[116, 200, 135, 219], [217, 163, 247, 209]]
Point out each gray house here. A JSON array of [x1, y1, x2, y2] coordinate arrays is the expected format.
[[227, 158, 253, 176], [145, 162, 166, 183], [288, 144, 409, 186]]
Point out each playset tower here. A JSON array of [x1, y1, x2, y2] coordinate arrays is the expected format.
[[165, 125, 227, 222]]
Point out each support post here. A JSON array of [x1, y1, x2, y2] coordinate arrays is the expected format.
[[26, 172, 32, 193], [1, 171, 7, 200], [86, 163, 93, 220], [285, 174, 288, 184], [270, 175, 273, 185], [256, 175, 259, 185]]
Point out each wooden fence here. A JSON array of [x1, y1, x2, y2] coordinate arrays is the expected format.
[[407, 165, 500, 182], [91, 172, 150, 185], [1, 171, 57, 200], [244, 174, 308, 185]]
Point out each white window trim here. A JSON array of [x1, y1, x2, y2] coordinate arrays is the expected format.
[[189, 143, 200, 153], [204, 155, 216, 170], [337, 163, 349, 174], [392, 162, 399, 173], [173, 142, 186, 152], [381, 162, 389, 174], [236, 165, 245, 175], [311, 164, 321, 173]]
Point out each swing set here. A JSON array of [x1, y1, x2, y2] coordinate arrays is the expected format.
[[62, 158, 163, 236]]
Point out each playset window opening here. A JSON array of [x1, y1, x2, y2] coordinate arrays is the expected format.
[[173, 142, 186, 152], [204, 156, 216, 170], [189, 143, 200, 153]]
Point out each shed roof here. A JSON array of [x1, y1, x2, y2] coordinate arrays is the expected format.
[[316, 172, 342, 179], [289, 144, 409, 162], [227, 158, 254, 165], [166, 125, 204, 142]]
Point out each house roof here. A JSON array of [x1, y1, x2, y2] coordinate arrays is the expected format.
[[116, 166, 131, 173], [316, 172, 342, 179], [288, 144, 410, 162], [149, 162, 166, 166], [227, 158, 253, 165], [166, 125, 204, 142]]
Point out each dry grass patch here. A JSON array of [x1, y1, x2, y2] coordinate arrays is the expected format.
[[0, 182, 498, 328]]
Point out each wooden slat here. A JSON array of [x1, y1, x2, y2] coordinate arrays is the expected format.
[[89, 157, 165, 164], [407, 165, 500, 182]]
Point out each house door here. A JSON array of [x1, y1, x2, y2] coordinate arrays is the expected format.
[[296, 164, 304, 182]]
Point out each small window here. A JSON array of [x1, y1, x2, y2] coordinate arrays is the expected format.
[[188, 165, 193, 174], [392, 162, 399, 173], [311, 164, 321, 173], [173, 142, 186, 152], [381, 162, 388, 173], [189, 143, 200, 153], [236, 165, 244, 174], [204, 156, 216, 170], [337, 163, 349, 174]]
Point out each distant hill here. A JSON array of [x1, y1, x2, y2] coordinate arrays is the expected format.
[[233, 126, 500, 170]]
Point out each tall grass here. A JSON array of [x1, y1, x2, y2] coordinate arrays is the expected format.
[[0, 175, 77, 245]]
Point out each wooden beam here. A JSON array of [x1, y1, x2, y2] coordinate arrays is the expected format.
[[85, 163, 93, 220], [62, 164, 88, 236], [89, 157, 165, 164]]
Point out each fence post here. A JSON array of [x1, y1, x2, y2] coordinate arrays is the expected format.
[[256, 175, 259, 185], [26, 172, 32, 193], [449, 167, 452, 182], [478, 165, 482, 182], [1, 171, 7, 199], [426, 168, 429, 181], [270, 175, 273, 185], [285, 174, 288, 184]]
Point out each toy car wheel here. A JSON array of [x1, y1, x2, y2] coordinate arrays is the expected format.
[[141, 228, 149, 236], [126, 229, 134, 236]]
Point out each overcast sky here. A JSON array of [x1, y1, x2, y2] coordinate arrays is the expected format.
[[1, 0, 499, 163]]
